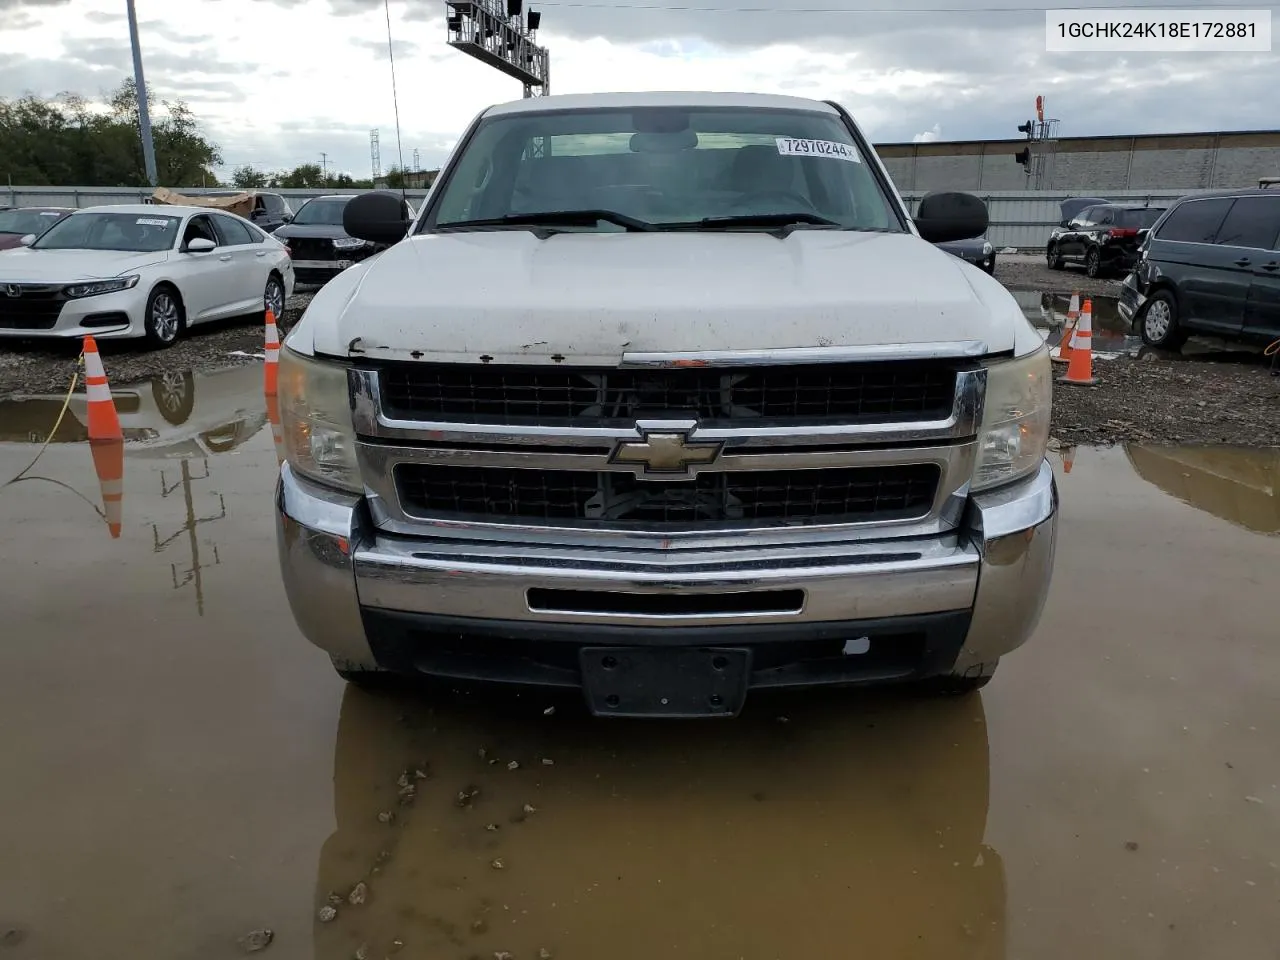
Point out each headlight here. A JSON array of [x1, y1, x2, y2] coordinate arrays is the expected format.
[[982, 242, 993, 255], [278, 347, 361, 493], [64, 275, 139, 298], [971, 342, 1052, 492], [332, 237, 368, 250]]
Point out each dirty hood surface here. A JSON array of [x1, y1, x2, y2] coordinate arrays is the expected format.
[[316, 229, 1019, 364]]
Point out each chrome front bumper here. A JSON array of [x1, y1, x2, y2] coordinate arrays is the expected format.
[[275, 459, 1058, 679]]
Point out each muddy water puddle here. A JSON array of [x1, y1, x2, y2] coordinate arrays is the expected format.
[[0, 374, 1278, 959]]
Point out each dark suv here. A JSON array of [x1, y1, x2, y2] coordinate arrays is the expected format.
[[1119, 189, 1280, 349], [1046, 203, 1166, 278]]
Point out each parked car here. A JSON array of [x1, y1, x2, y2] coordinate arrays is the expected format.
[[273, 91, 1058, 713], [204, 190, 294, 233], [273, 194, 411, 286], [0, 207, 74, 251], [0, 203, 293, 347], [1118, 188, 1280, 349], [1046, 202, 1166, 278], [935, 236, 995, 273]]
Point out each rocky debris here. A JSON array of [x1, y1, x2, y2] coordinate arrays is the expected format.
[[348, 882, 369, 906], [457, 786, 481, 808], [491, 858, 506, 870], [507, 760, 520, 771], [318, 906, 338, 923], [237, 928, 274, 953], [522, 803, 537, 816], [540, 758, 554, 766], [539, 949, 554, 959], [1050, 355, 1280, 447], [377, 811, 396, 824]]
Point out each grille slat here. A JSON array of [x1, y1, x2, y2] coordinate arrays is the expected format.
[[397, 464, 940, 528], [0, 285, 65, 330], [379, 362, 957, 425]]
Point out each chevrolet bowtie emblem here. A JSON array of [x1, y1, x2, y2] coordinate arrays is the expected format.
[[610, 430, 723, 478]]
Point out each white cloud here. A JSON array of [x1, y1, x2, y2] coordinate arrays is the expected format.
[[912, 124, 942, 143]]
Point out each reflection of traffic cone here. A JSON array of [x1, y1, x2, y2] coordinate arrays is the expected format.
[[90, 437, 124, 538], [265, 310, 280, 397], [82, 336, 122, 441], [1062, 445, 1076, 474], [1059, 298, 1096, 386], [1052, 293, 1081, 364], [266, 391, 286, 466]]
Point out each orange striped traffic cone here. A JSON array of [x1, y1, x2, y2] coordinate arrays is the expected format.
[[82, 336, 122, 441], [90, 437, 124, 538], [1059, 298, 1096, 386], [265, 310, 281, 398], [1053, 293, 1081, 364]]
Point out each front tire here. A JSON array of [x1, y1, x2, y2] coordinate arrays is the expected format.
[[1139, 289, 1186, 350], [143, 285, 184, 348], [263, 273, 286, 323], [1085, 246, 1102, 278], [1046, 243, 1063, 270]]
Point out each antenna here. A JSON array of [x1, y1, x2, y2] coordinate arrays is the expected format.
[[383, 0, 408, 210]]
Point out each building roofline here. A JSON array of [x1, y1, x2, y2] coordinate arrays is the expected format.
[[875, 128, 1280, 147]]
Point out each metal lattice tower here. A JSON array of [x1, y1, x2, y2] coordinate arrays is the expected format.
[[370, 129, 382, 180], [413, 147, 420, 170], [445, 0, 549, 98]]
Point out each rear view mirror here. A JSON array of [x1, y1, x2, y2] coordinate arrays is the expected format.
[[914, 192, 989, 244], [344, 191, 411, 244], [186, 237, 216, 252], [18, 234, 35, 247]]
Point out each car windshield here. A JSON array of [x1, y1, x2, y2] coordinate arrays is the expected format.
[[0, 209, 68, 235], [1118, 208, 1165, 228], [292, 199, 351, 226], [429, 105, 903, 233], [31, 212, 181, 252]]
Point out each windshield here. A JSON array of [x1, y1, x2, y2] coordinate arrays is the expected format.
[[1118, 208, 1165, 228], [429, 106, 903, 232], [0, 209, 68, 235], [292, 198, 352, 226], [31, 212, 181, 252]]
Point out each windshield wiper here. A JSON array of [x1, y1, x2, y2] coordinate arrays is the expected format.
[[657, 212, 843, 234], [439, 210, 656, 233]]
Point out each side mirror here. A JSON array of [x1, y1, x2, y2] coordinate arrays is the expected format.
[[186, 237, 217, 252], [282, 214, 293, 223], [18, 234, 35, 247], [344, 191, 411, 244], [913, 191, 989, 244]]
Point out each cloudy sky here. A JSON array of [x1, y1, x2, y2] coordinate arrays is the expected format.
[[1, 0, 1276, 179]]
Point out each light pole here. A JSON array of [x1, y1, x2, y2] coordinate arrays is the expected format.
[[125, 0, 158, 186]]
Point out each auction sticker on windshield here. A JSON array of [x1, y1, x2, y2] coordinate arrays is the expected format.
[[776, 138, 861, 162], [136, 218, 172, 227]]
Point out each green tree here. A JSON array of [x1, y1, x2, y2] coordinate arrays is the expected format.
[[275, 163, 327, 188], [0, 78, 222, 188], [231, 165, 269, 188]]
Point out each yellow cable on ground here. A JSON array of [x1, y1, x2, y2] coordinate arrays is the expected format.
[[2, 351, 84, 488], [1265, 337, 1280, 357]]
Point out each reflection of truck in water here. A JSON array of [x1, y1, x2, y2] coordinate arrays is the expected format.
[[0, 364, 268, 458], [1125, 445, 1279, 535], [313, 685, 1006, 960]]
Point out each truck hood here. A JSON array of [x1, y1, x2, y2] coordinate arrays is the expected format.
[[0, 248, 169, 281], [274, 224, 350, 241], [306, 230, 1029, 364]]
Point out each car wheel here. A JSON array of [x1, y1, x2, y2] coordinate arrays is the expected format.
[[1085, 246, 1102, 278], [1139, 289, 1187, 350], [1046, 244, 1063, 270], [916, 661, 998, 696], [263, 273, 286, 323], [151, 370, 196, 425], [143, 285, 184, 348], [331, 656, 395, 689]]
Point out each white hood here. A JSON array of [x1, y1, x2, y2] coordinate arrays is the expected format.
[[302, 230, 1034, 364], [0, 248, 170, 281]]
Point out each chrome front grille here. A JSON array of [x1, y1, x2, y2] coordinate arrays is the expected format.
[[379, 360, 959, 425], [350, 344, 988, 546], [394, 462, 941, 527]]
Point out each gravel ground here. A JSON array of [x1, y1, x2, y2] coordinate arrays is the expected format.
[[0, 290, 315, 396], [993, 252, 1125, 298], [2, 276, 1276, 449]]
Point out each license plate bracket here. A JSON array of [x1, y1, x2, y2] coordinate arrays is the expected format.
[[579, 646, 752, 718]]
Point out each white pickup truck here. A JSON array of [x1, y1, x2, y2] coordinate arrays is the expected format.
[[274, 91, 1057, 718]]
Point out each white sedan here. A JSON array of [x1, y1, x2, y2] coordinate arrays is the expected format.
[[0, 203, 294, 348]]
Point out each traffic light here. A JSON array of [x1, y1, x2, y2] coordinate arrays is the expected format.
[[1014, 147, 1031, 167], [1017, 121, 1033, 138]]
